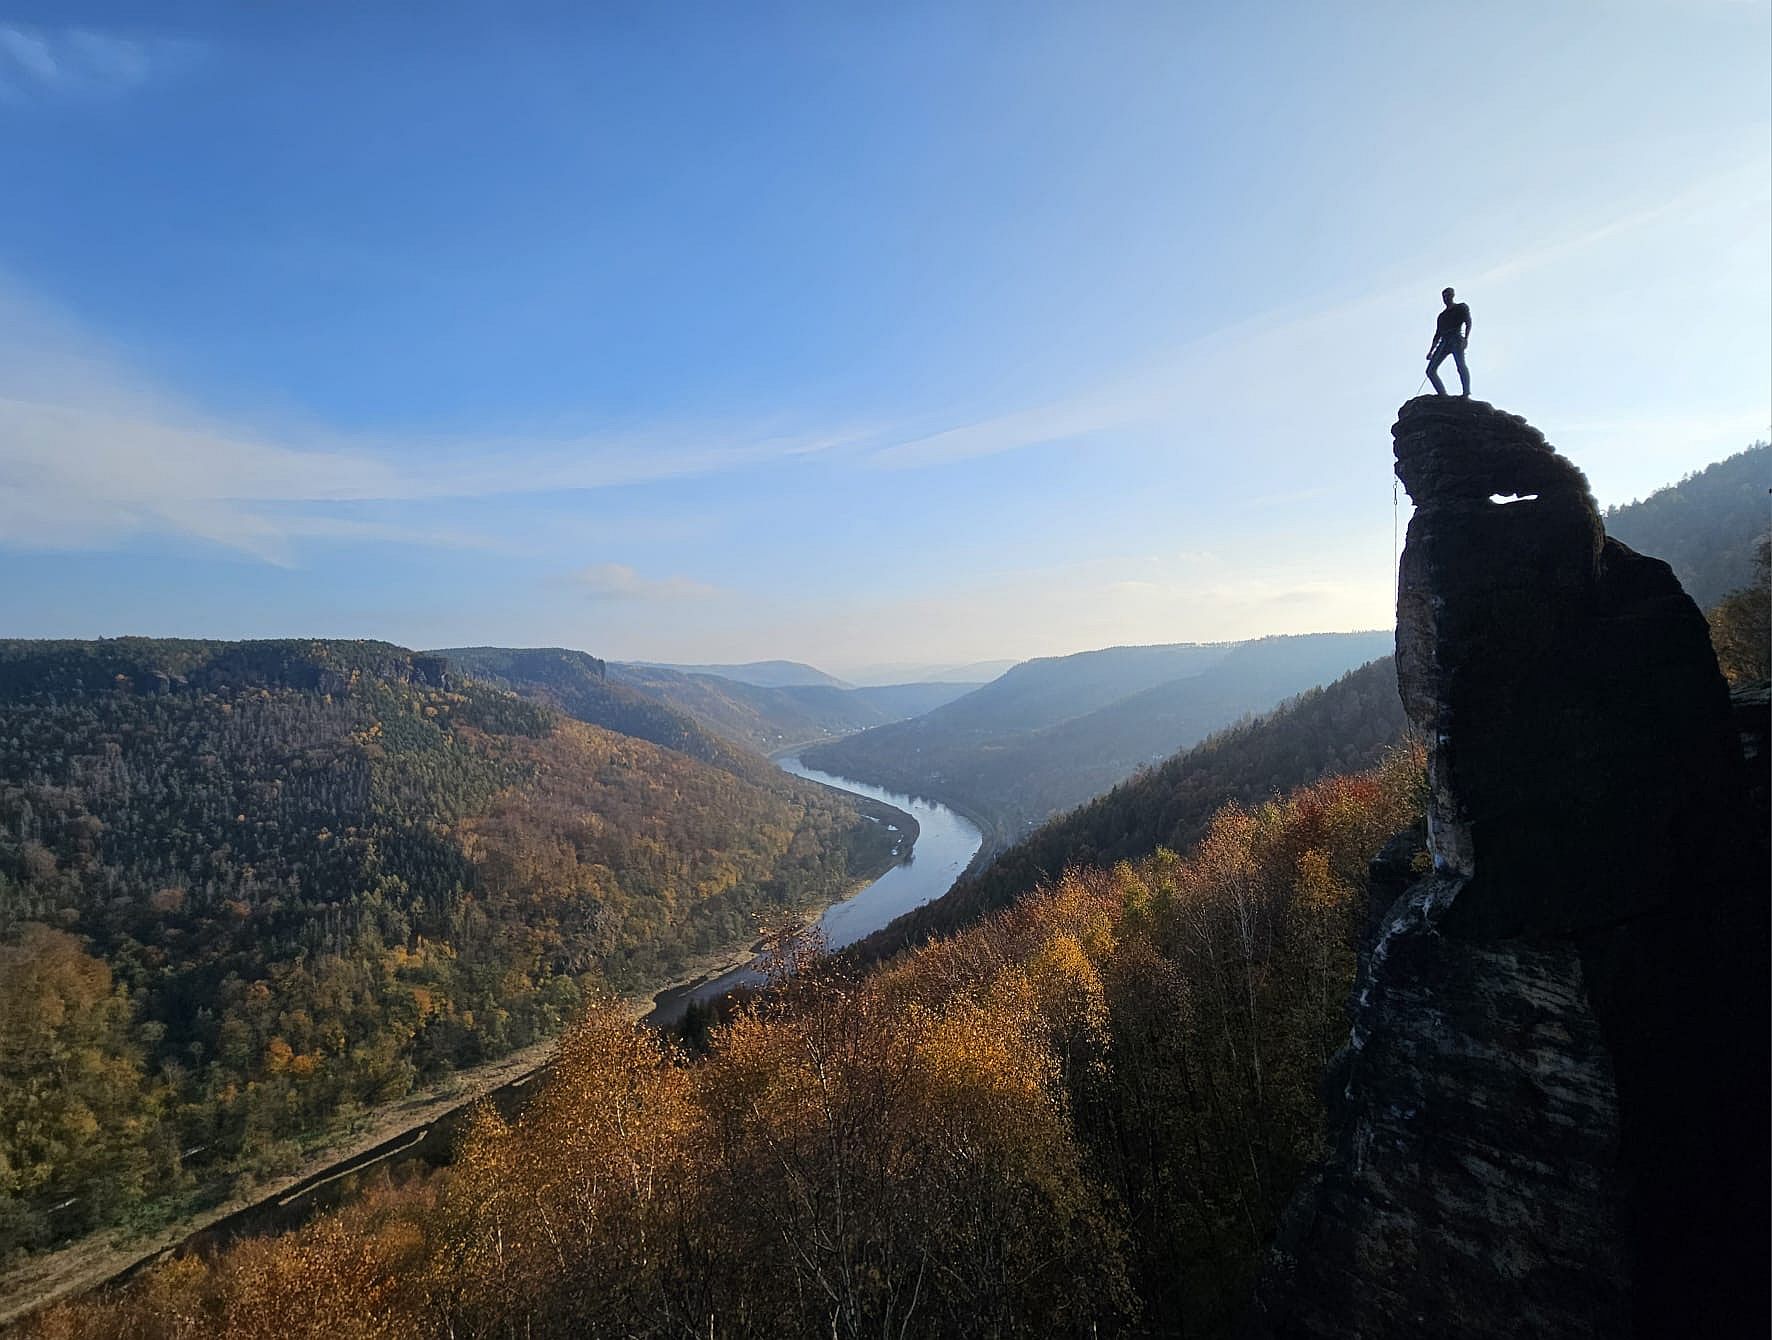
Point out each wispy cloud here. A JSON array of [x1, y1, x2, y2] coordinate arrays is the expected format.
[[0, 24, 203, 100], [569, 563, 721, 602], [867, 391, 1154, 469], [0, 279, 862, 561], [1469, 158, 1770, 289], [1, 154, 1762, 572]]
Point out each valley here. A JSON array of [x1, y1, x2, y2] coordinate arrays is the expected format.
[[5, 4, 1767, 1331], [0, 641, 903, 1274], [1, 436, 1764, 1335], [803, 630, 1394, 842], [0, 673, 928, 1324]]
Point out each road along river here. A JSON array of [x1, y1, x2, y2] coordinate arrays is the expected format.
[[645, 755, 985, 1026]]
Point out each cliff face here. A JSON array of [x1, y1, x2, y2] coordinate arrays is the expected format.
[[1252, 399, 1768, 1338]]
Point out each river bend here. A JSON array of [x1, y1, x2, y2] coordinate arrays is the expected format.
[[646, 755, 984, 1024]]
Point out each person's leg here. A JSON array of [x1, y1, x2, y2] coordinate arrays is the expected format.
[[1426, 342, 1449, 395], [1452, 342, 1470, 396]]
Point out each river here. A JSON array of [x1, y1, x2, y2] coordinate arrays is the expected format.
[[645, 755, 985, 1026]]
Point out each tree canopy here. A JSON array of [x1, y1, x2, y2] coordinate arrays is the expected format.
[[0, 639, 889, 1260]]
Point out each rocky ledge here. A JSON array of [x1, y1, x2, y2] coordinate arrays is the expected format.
[[1250, 398, 1768, 1339]]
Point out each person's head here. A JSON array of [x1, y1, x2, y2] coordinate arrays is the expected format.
[[1442, 286, 1456, 305]]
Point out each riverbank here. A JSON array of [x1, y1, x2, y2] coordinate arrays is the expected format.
[[789, 745, 1007, 883], [0, 787, 920, 1330], [646, 759, 964, 1027]]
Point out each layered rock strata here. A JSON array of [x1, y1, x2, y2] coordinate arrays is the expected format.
[[1251, 399, 1768, 1338]]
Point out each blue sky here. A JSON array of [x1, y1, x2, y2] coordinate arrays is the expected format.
[[1, 1, 1767, 675]]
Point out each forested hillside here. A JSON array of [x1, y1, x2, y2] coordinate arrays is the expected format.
[[878, 642, 1239, 738], [851, 656, 1410, 962], [1604, 441, 1770, 607], [26, 749, 1425, 1340], [0, 640, 890, 1260], [431, 646, 768, 781], [805, 633, 1392, 838]]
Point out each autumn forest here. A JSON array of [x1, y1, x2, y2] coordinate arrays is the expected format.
[[20, 749, 1426, 1338], [0, 639, 893, 1261]]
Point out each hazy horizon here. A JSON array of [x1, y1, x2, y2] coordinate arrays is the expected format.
[[3, 2, 1768, 669]]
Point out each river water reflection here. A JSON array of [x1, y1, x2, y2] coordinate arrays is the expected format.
[[646, 756, 983, 1026]]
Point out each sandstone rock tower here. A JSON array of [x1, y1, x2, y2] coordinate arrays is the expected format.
[[1252, 399, 1768, 1338]]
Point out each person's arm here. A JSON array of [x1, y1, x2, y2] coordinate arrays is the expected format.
[[1462, 308, 1473, 341]]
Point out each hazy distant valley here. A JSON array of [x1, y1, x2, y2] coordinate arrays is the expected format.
[[803, 630, 1395, 845]]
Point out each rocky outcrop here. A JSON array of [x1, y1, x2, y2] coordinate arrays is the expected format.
[[1251, 399, 1769, 1338]]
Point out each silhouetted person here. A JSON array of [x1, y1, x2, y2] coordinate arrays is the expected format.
[[1426, 286, 1472, 396]]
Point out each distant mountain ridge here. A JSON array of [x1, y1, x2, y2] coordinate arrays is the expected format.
[[633, 659, 853, 689], [907, 642, 1238, 737], [804, 632, 1392, 840], [608, 663, 976, 753], [848, 655, 1409, 963], [839, 659, 1022, 686]]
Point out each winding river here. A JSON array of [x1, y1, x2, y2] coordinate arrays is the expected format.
[[645, 755, 984, 1026]]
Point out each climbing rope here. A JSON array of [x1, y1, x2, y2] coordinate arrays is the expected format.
[[1392, 476, 1401, 595]]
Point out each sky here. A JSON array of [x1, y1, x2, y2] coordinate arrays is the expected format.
[[1, 1, 1767, 678]]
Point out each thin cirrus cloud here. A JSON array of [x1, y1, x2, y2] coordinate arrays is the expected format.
[[865, 390, 1160, 471], [1, 155, 1763, 570], [0, 389, 859, 564], [0, 278, 866, 563], [0, 24, 203, 99], [569, 563, 720, 603]]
